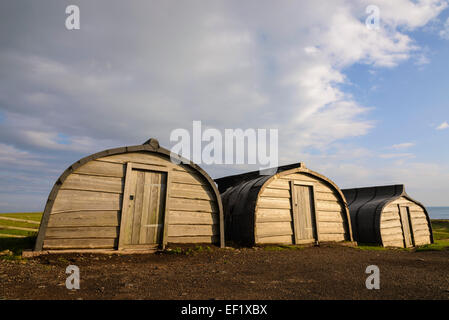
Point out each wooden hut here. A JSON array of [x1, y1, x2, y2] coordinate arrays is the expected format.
[[34, 138, 224, 252], [342, 185, 433, 248], [215, 163, 353, 246]]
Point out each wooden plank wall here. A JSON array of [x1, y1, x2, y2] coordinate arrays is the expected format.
[[44, 152, 219, 250], [255, 172, 349, 244], [381, 197, 431, 247]]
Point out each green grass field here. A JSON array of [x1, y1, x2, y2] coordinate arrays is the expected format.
[[0, 212, 42, 257], [0, 212, 42, 238]]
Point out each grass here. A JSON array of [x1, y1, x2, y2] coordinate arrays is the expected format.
[[431, 220, 449, 240], [0, 212, 43, 222], [355, 244, 388, 251], [415, 220, 449, 251], [0, 212, 42, 238], [0, 212, 41, 259], [415, 239, 449, 252], [164, 245, 213, 255], [0, 237, 36, 260]]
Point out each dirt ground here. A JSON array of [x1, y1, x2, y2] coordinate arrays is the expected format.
[[1, 244, 448, 300]]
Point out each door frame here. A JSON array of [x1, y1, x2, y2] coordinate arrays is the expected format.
[[290, 181, 320, 244], [398, 205, 415, 248], [118, 162, 171, 250]]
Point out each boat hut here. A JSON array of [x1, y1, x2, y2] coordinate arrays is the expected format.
[[215, 163, 353, 246], [34, 138, 224, 252], [342, 185, 433, 248]]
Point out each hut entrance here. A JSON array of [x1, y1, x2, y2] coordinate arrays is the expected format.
[[291, 182, 318, 243], [119, 164, 168, 250], [399, 206, 414, 248]]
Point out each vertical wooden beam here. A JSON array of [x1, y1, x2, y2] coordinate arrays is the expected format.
[[118, 162, 134, 250], [290, 181, 299, 244], [161, 169, 171, 250], [311, 185, 320, 243]]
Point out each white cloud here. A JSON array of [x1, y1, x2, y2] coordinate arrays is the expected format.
[[440, 17, 449, 39], [390, 142, 415, 149], [436, 121, 449, 130], [379, 153, 415, 159]]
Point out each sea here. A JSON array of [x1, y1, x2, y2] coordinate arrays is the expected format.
[[427, 207, 449, 220]]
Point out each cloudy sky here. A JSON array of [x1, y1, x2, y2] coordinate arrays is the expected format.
[[0, 0, 449, 212]]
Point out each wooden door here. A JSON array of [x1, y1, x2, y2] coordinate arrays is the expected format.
[[399, 206, 414, 248], [292, 184, 317, 243], [119, 168, 167, 249]]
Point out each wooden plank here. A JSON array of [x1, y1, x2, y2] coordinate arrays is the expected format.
[[74, 160, 125, 178], [257, 197, 291, 209], [166, 235, 219, 244], [119, 166, 138, 248], [410, 212, 426, 220], [61, 173, 123, 194], [139, 171, 151, 244], [259, 188, 291, 198], [298, 185, 314, 240], [281, 173, 317, 183], [383, 241, 404, 248], [169, 198, 217, 213], [319, 233, 346, 242], [382, 233, 404, 242], [48, 211, 120, 227], [146, 171, 166, 244], [0, 216, 40, 225], [43, 238, 117, 249], [315, 192, 339, 202], [382, 220, 402, 229], [267, 179, 290, 190], [410, 218, 428, 226], [171, 170, 206, 186], [381, 227, 402, 236], [168, 211, 218, 225], [315, 201, 343, 212], [257, 222, 293, 237], [256, 208, 292, 223], [381, 211, 400, 222], [414, 236, 431, 245], [388, 198, 414, 206], [131, 170, 145, 244], [318, 222, 345, 234], [412, 224, 430, 232], [99, 152, 175, 168], [52, 190, 122, 212], [45, 227, 119, 239], [316, 211, 343, 223], [257, 235, 294, 244], [170, 183, 215, 201], [399, 206, 414, 247], [290, 181, 300, 243], [167, 224, 219, 237]]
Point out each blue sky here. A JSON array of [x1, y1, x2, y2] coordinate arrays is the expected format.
[[0, 0, 449, 212]]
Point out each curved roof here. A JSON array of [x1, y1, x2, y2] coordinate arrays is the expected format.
[[35, 138, 224, 250], [342, 184, 433, 244], [216, 163, 353, 244]]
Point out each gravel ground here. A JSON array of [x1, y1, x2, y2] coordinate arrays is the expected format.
[[1, 244, 448, 300]]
